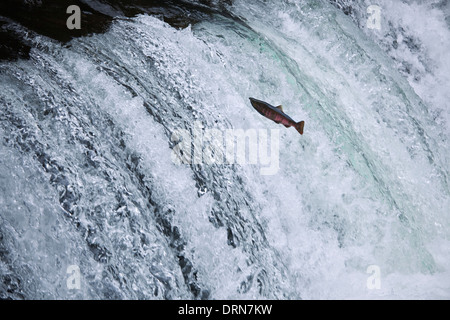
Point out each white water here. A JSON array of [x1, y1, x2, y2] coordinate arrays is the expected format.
[[1, 0, 449, 299]]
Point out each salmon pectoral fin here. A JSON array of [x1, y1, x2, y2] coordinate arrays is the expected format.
[[294, 121, 305, 135]]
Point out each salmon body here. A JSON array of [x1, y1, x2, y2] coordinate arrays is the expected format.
[[249, 97, 304, 135]]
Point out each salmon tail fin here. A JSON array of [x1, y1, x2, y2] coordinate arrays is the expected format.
[[295, 121, 305, 135]]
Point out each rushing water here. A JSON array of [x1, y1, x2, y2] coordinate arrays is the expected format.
[[1, 0, 449, 299]]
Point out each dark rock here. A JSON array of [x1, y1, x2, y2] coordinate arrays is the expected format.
[[0, 0, 232, 61]]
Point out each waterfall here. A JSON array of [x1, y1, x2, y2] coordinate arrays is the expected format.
[[1, 0, 449, 299]]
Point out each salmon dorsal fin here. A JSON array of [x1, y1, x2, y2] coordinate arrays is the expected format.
[[276, 105, 284, 112]]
